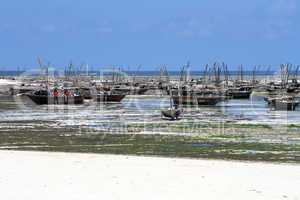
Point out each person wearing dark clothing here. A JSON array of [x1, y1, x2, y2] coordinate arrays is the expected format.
[[74, 88, 81, 96]]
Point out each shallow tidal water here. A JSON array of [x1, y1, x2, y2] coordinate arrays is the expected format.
[[0, 95, 300, 132]]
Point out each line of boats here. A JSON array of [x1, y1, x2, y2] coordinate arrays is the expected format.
[[2, 79, 300, 112], [2, 68, 300, 122], [24, 89, 126, 105]]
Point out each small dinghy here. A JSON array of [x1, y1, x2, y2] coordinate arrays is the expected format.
[[161, 108, 181, 120], [162, 88, 182, 120]]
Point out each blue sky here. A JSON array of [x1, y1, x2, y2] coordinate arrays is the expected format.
[[0, 0, 299, 70]]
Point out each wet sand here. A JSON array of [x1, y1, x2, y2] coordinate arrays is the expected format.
[[1, 95, 300, 162], [0, 150, 299, 200]]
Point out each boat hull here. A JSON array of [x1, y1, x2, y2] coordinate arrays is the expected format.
[[26, 95, 84, 105], [112, 88, 148, 95], [227, 91, 252, 99], [96, 94, 126, 102], [172, 96, 222, 106], [264, 97, 299, 111], [161, 109, 181, 120], [274, 102, 299, 111]]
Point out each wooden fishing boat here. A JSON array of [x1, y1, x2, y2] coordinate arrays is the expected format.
[[227, 88, 252, 99], [96, 92, 126, 102], [112, 87, 148, 95], [134, 87, 148, 95], [197, 96, 223, 105], [9, 87, 36, 95], [286, 87, 300, 93], [264, 96, 299, 111], [172, 95, 223, 106], [172, 96, 198, 105], [161, 109, 181, 120], [26, 90, 84, 105], [274, 100, 299, 111]]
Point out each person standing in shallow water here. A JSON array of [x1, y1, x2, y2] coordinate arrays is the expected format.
[[74, 88, 81, 96], [64, 89, 70, 104], [53, 88, 59, 104]]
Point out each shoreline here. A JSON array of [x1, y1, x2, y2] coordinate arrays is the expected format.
[[2, 149, 300, 166]]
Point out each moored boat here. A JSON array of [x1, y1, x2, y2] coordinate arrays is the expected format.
[[172, 95, 223, 106], [161, 109, 181, 120], [227, 88, 252, 99], [264, 96, 299, 111], [112, 87, 148, 95], [96, 92, 126, 102], [26, 90, 84, 105]]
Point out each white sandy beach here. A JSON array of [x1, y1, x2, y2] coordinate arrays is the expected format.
[[0, 151, 299, 200]]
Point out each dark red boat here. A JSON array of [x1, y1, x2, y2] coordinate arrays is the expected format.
[[26, 90, 84, 105], [172, 95, 222, 106], [96, 93, 126, 102]]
